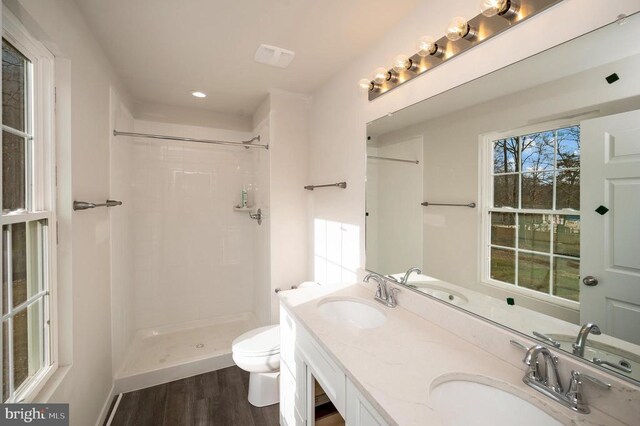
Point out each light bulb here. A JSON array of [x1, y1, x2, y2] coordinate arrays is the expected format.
[[446, 17, 476, 41], [417, 36, 444, 58], [191, 91, 207, 98], [392, 54, 412, 73], [480, 0, 505, 17], [481, 0, 519, 18], [373, 67, 389, 84], [358, 78, 373, 92]]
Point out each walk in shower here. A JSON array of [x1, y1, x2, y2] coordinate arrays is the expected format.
[[109, 94, 271, 392]]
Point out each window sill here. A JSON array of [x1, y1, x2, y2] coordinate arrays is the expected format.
[[29, 364, 71, 403], [477, 279, 580, 322]]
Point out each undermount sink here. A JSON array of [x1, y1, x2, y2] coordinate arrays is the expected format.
[[408, 283, 469, 306], [317, 297, 387, 329], [430, 379, 562, 426]]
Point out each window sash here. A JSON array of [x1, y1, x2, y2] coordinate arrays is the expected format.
[[481, 122, 581, 307], [1, 9, 57, 403]]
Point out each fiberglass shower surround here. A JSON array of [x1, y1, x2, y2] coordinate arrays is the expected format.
[[109, 118, 271, 393]]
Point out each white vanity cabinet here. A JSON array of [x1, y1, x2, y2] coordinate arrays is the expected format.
[[345, 380, 388, 426], [280, 306, 389, 426]]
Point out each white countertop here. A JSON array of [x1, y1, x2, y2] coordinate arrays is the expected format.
[[279, 284, 627, 426]]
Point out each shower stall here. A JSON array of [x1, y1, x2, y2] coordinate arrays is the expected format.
[[109, 92, 272, 392]]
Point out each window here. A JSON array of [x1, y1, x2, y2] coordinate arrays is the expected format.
[[482, 124, 580, 304], [2, 12, 56, 403]]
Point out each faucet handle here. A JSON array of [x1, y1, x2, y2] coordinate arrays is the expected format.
[[510, 340, 530, 351], [566, 370, 611, 414], [571, 370, 611, 390], [388, 287, 400, 306]]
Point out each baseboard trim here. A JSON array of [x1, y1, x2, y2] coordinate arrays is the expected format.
[[104, 393, 123, 426], [95, 384, 116, 426]]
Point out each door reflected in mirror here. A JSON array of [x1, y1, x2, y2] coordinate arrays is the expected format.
[[365, 12, 640, 384]]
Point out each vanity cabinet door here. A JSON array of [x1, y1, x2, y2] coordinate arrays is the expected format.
[[281, 366, 303, 426], [281, 307, 307, 425], [297, 325, 347, 417], [346, 379, 389, 426], [281, 308, 297, 370]]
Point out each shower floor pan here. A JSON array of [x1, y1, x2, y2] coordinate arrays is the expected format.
[[114, 312, 258, 393]]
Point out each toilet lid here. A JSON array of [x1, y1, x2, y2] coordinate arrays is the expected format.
[[232, 325, 280, 357]]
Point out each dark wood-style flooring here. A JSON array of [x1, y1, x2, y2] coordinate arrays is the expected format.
[[108, 366, 280, 426]]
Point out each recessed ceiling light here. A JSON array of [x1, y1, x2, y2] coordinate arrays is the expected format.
[[191, 91, 207, 98]]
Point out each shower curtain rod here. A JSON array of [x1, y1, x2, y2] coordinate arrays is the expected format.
[[367, 155, 419, 164], [113, 130, 268, 150]]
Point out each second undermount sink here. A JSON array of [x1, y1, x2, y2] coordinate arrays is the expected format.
[[430, 379, 562, 426], [317, 297, 387, 329], [408, 283, 469, 306]]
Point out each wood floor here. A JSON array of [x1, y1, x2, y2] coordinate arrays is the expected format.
[[108, 366, 280, 426]]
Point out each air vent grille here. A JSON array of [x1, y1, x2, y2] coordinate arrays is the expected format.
[[254, 44, 295, 68]]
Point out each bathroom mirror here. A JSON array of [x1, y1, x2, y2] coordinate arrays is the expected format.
[[366, 12, 640, 384]]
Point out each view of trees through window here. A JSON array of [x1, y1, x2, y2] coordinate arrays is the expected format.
[[2, 37, 49, 402], [488, 125, 580, 302]]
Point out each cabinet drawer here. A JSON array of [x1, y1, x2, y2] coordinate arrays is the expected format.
[[297, 327, 346, 417]]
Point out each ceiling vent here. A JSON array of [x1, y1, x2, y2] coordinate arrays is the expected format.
[[254, 44, 295, 68]]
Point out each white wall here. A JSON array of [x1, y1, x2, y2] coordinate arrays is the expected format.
[[109, 90, 135, 377], [366, 137, 423, 274], [7, 0, 134, 424], [123, 120, 258, 331], [251, 116, 272, 326], [134, 101, 252, 132], [307, 0, 640, 282], [266, 92, 311, 322]]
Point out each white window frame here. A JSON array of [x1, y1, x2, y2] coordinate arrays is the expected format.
[[1, 8, 57, 403], [479, 118, 580, 310]]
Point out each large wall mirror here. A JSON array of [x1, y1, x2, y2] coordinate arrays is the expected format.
[[366, 12, 640, 385]]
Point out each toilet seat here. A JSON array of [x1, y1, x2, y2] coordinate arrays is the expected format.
[[232, 325, 280, 357]]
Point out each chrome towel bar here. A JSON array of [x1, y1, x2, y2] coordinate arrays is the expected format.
[[421, 201, 476, 208], [304, 182, 347, 191], [73, 199, 123, 211]]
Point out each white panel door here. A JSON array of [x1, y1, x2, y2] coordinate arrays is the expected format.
[[581, 109, 640, 345]]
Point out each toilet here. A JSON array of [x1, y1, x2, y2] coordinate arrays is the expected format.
[[232, 324, 281, 407]]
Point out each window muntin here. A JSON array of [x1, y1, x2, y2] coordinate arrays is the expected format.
[[1, 31, 54, 403], [486, 125, 580, 303]]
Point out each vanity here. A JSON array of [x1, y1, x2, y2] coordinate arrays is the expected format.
[[278, 283, 638, 425]]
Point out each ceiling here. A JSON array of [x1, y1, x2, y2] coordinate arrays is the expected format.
[[74, 0, 422, 118]]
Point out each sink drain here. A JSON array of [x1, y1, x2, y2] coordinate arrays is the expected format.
[[195, 343, 205, 349]]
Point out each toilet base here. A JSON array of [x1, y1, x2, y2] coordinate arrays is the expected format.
[[248, 371, 280, 407]]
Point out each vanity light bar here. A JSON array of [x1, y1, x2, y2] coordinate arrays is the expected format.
[[365, 0, 564, 101]]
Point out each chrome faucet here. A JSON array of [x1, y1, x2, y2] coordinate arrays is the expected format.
[[363, 273, 400, 308], [400, 267, 422, 284], [573, 323, 601, 357], [512, 340, 611, 414]]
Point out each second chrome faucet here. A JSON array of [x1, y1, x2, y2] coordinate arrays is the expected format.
[[512, 340, 611, 414]]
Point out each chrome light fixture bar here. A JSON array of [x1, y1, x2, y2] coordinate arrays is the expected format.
[[366, 0, 563, 101]]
